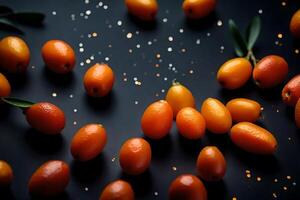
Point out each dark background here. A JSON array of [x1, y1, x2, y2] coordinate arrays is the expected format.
[[0, 0, 300, 199]]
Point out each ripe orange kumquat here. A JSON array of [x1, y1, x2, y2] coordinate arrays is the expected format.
[[295, 99, 300, 128], [125, 0, 158, 21], [0, 160, 13, 186], [290, 9, 300, 38], [0, 73, 11, 98], [182, 0, 216, 20], [282, 74, 300, 106], [99, 180, 135, 200]]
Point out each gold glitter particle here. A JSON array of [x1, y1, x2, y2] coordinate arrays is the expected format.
[[92, 32, 98, 37], [246, 170, 251, 174], [257, 177, 262, 182], [129, 49, 133, 53], [232, 197, 237, 200], [277, 33, 283, 39], [246, 174, 251, 178], [155, 64, 160, 68], [135, 81, 142, 86], [111, 157, 116, 162], [283, 186, 288, 191], [273, 192, 277, 198], [189, 70, 194, 74], [287, 175, 292, 180], [274, 178, 278, 183], [126, 32, 133, 39], [181, 48, 186, 53], [281, 1, 286, 6], [295, 49, 299, 54], [156, 54, 161, 59], [172, 166, 177, 171], [156, 73, 160, 77], [123, 78, 127, 82]]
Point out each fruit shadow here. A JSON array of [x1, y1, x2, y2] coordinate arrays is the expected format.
[[43, 67, 75, 88], [184, 12, 217, 31], [84, 91, 115, 113], [177, 133, 205, 159], [0, 186, 16, 200], [205, 180, 229, 200], [219, 81, 255, 102], [71, 154, 108, 184], [119, 170, 153, 199], [5, 71, 29, 91], [30, 191, 70, 200], [24, 128, 65, 155], [144, 135, 173, 160], [0, 104, 10, 120], [284, 105, 295, 122], [256, 85, 283, 103], [125, 13, 158, 31]]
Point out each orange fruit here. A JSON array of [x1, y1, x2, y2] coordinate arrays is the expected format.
[[176, 107, 206, 140], [71, 124, 107, 161], [290, 9, 300, 38], [196, 146, 226, 181], [83, 63, 115, 97], [253, 55, 288, 88], [201, 98, 232, 134], [28, 160, 70, 196], [217, 58, 252, 89], [169, 174, 207, 200], [41, 40, 75, 74], [295, 99, 300, 128], [166, 83, 196, 117], [99, 180, 135, 200], [0, 73, 11, 97], [119, 138, 151, 175], [182, 0, 216, 20], [230, 122, 277, 155], [0, 36, 30, 73], [226, 98, 261, 123], [141, 100, 173, 139], [0, 160, 13, 186], [282, 74, 300, 106], [125, 0, 158, 21], [25, 102, 65, 135]]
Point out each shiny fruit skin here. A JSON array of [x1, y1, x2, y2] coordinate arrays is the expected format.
[[28, 160, 70, 196], [0, 73, 11, 97], [290, 9, 300, 38], [83, 63, 115, 97], [0, 160, 13, 186], [226, 98, 261, 123], [282, 74, 300, 106], [230, 122, 277, 155], [169, 174, 207, 200], [125, 0, 158, 21], [295, 99, 300, 128], [71, 124, 107, 161], [25, 102, 65, 135], [99, 180, 135, 200], [119, 138, 151, 175], [141, 100, 173, 139], [166, 83, 196, 117], [201, 98, 232, 134], [217, 58, 252, 90], [176, 107, 206, 140], [196, 146, 226, 181], [0, 36, 30, 73], [253, 55, 288, 88], [182, 0, 216, 20], [42, 40, 76, 74]]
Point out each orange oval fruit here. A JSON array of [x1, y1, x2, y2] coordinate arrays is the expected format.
[[166, 83, 196, 117], [83, 63, 115, 97], [25, 102, 65, 135], [182, 0, 216, 20], [119, 138, 151, 175], [196, 146, 226, 181], [290, 9, 300, 38], [28, 160, 70, 196], [226, 98, 261, 123], [169, 174, 207, 200], [217, 58, 252, 90], [125, 0, 158, 21], [71, 124, 107, 161], [0, 160, 13, 186], [0, 36, 30, 73], [230, 122, 277, 155], [253, 55, 288, 88], [176, 107, 206, 140], [141, 100, 173, 139], [99, 180, 135, 200], [0, 73, 11, 97], [282, 74, 300, 106], [295, 99, 300, 128], [42, 40, 76, 74], [201, 98, 232, 134]]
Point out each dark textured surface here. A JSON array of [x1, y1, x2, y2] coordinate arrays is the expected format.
[[0, 0, 300, 199]]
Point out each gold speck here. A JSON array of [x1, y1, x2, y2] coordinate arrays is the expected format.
[[92, 32, 98, 37], [181, 48, 186, 53], [156, 73, 160, 77], [189, 70, 194, 74], [287, 175, 292, 180], [155, 64, 160, 68], [126, 32, 133, 39], [277, 33, 283, 39], [129, 49, 133, 53], [172, 166, 177, 171], [273, 192, 277, 198], [246, 174, 251, 178], [274, 178, 278, 183], [232, 197, 237, 200], [256, 177, 262, 182], [111, 157, 116, 162], [246, 170, 251, 174], [295, 49, 299, 54], [156, 54, 161, 59], [281, 1, 286, 6], [283, 186, 288, 191]]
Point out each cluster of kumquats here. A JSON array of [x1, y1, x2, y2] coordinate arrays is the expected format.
[[1, 0, 300, 199]]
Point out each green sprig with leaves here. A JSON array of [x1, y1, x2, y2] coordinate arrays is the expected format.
[[0, 5, 45, 34], [228, 16, 261, 65]]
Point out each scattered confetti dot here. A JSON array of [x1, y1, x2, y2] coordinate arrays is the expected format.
[[172, 166, 177, 171], [52, 11, 57, 15], [196, 39, 201, 45], [79, 48, 84, 52], [283, 186, 288, 191], [69, 94, 74, 98], [105, 57, 110, 61], [154, 192, 159, 196], [258, 9, 263, 14], [134, 101, 139, 105], [163, 18, 168, 23], [272, 192, 277, 198], [85, 10, 91, 15], [281, 1, 286, 6], [117, 20, 122, 26], [126, 32, 133, 39], [111, 157, 116, 162], [84, 187, 89, 191], [103, 5, 108, 9], [277, 33, 283, 39], [73, 121, 77, 125], [232, 197, 237, 200], [287, 175, 292, 180], [52, 93, 57, 97], [74, 109, 78, 113], [217, 20, 223, 26], [274, 178, 278, 183], [167, 47, 173, 52], [179, 28, 184, 33], [136, 44, 141, 48], [168, 36, 174, 42], [295, 49, 299, 54], [256, 177, 262, 182]]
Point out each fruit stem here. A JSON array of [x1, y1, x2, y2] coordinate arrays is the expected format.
[[246, 50, 258, 66]]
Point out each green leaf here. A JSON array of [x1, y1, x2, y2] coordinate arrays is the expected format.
[[0, 18, 23, 33], [1, 97, 34, 109], [246, 16, 261, 50], [228, 19, 248, 57], [0, 6, 13, 15], [2, 12, 45, 24]]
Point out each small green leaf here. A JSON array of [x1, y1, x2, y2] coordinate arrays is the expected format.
[[0, 6, 13, 15], [1, 97, 34, 109], [246, 16, 261, 50], [2, 12, 45, 24], [0, 18, 23, 33], [228, 19, 248, 57]]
